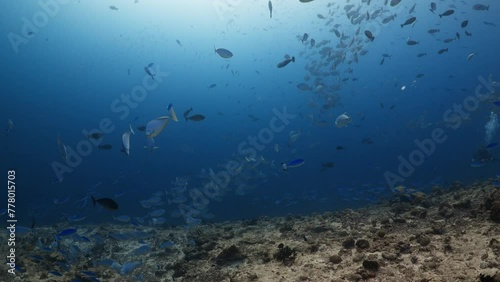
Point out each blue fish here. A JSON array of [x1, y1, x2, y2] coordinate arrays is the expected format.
[[121, 261, 141, 275], [81, 270, 97, 277], [281, 159, 305, 171], [49, 271, 63, 276], [159, 241, 174, 249], [486, 142, 499, 149], [470, 162, 484, 168], [57, 228, 77, 237], [132, 245, 151, 256]]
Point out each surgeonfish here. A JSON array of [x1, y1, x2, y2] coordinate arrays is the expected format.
[[167, 104, 179, 122], [121, 131, 131, 155], [145, 116, 170, 138], [335, 113, 352, 128]]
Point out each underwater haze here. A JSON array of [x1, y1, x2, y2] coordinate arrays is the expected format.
[[1, 0, 499, 227]]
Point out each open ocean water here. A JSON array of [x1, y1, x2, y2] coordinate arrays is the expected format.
[[0, 0, 499, 281]]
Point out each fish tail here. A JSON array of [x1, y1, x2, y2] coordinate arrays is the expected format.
[[91, 196, 96, 207], [400, 24, 403, 28], [439, 14, 442, 18]]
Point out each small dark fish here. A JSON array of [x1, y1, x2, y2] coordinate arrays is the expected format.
[[406, 39, 419, 45], [277, 56, 295, 68], [401, 17, 416, 28], [461, 20, 469, 28], [322, 162, 334, 168], [91, 196, 119, 210], [98, 144, 112, 150], [27, 31, 35, 35], [183, 107, 193, 121], [417, 53, 427, 57], [486, 143, 499, 149], [443, 38, 455, 43], [87, 132, 103, 139], [336, 145, 345, 150], [137, 125, 146, 131], [389, 105, 396, 110], [57, 228, 77, 237], [364, 30, 374, 41], [310, 38, 315, 47], [380, 58, 385, 65], [382, 53, 391, 58], [109, 6, 118, 11], [390, 0, 401, 7], [416, 73, 424, 78], [429, 2, 436, 13], [147, 63, 154, 68], [144, 67, 155, 80], [176, 39, 182, 46], [268, 0, 272, 18], [438, 48, 448, 54], [456, 32, 460, 40], [301, 33, 309, 43], [472, 4, 489, 11], [380, 103, 385, 108], [409, 3, 416, 14], [483, 21, 496, 27], [49, 271, 63, 277], [439, 9, 454, 18], [465, 30, 472, 36], [187, 114, 205, 122], [215, 47, 233, 58], [208, 83, 217, 89]]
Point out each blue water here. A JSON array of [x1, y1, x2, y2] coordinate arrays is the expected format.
[[1, 0, 499, 228]]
